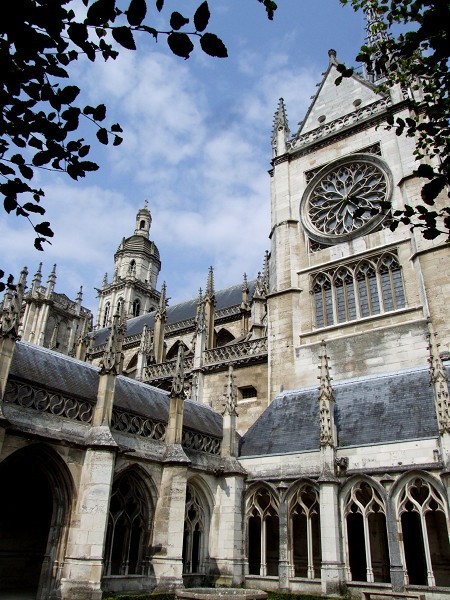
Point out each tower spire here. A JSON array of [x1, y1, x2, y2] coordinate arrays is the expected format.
[[363, 2, 389, 82], [271, 98, 290, 157]]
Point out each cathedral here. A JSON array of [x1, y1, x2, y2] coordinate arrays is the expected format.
[[0, 11, 449, 600]]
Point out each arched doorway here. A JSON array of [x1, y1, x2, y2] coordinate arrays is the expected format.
[[0, 444, 72, 599]]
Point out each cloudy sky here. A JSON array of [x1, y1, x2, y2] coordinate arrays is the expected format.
[[1, 0, 366, 318]]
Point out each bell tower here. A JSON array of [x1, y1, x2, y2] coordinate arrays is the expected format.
[[96, 201, 162, 328]]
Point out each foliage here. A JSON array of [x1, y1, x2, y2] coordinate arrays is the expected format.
[[340, 0, 450, 241], [0, 0, 277, 292]]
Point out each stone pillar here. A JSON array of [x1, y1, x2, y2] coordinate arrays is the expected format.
[[60, 312, 124, 599], [153, 282, 167, 364], [221, 366, 238, 458], [209, 474, 246, 587], [152, 464, 189, 590], [319, 475, 346, 595], [277, 486, 290, 591], [152, 346, 190, 590], [191, 289, 207, 404], [381, 475, 405, 591], [204, 267, 216, 351], [59, 448, 116, 600]]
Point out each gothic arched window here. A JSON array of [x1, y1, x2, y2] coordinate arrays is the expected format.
[[117, 297, 124, 316], [183, 484, 207, 574], [334, 267, 356, 323], [105, 470, 151, 576], [343, 481, 390, 583], [289, 484, 321, 579], [312, 251, 405, 328], [129, 260, 137, 276], [132, 298, 141, 317], [312, 273, 334, 328], [246, 486, 279, 576], [378, 253, 405, 312], [398, 477, 450, 587], [355, 260, 380, 317], [103, 302, 110, 328]]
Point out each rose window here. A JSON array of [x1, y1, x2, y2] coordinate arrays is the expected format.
[[301, 155, 392, 244]]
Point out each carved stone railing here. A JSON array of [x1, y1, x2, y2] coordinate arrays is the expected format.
[[145, 356, 194, 380], [111, 407, 166, 441], [204, 337, 268, 366], [290, 97, 392, 150], [4, 379, 220, 455], [166, 318, 195, 333], [4, 379, 93, 423], [182, 428, 221, 455]]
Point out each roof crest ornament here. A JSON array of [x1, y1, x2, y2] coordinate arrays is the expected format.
[[427, 318, 450, 434], [156, 281, 167, 320]]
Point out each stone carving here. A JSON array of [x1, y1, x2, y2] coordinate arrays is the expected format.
[[290, 97, 392, 150], [427, 319, 450, 434], [182, 429, 221, 455], [317, 340, 335, 447], [0, 268, 27, 340], [308, 160, 388, 236], [222, 365, 238, 417], [111, 407, 166, 440], [204, 337, 268, 366], [5, 379, 93, 423]]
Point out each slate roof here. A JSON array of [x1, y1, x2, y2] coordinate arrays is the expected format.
[[10, 341, 222, 437], [93, 279, 256, 346], [240, 365, 442, 457]]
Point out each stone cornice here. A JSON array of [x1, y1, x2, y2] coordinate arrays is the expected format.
[[272, 98, 410, 166]]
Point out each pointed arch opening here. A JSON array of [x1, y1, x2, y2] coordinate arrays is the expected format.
[[166, 340, 189, 362], [246, 485, 279, 577], [288, 483, 321, 579], [397, 476, 450, 587], [104, 468, 153, 576], [0, 444, 73, 599], [182, 482, 210, 576], [215, 328, 235, 348], [343, 480, 390, 583]]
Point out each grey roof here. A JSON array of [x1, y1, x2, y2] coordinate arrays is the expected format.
[[240, 366, 441, 457], [93, 279, 256, 346], [10, 342, 222, 437]]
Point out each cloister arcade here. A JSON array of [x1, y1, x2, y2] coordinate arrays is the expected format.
[[244, 474, 450, 587]]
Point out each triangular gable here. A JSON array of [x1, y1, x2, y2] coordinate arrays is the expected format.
[[297, 54, 387, 137]]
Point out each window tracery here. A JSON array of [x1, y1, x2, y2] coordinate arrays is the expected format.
[[103, 302, 110, 328], [398, 477, 450, 587], [301, 154, 392, 244], [105, 470, 150, 576], [246, 486, 279, 576], [343, 481, 389, 583], [312, 252, 405, 328], [289, 484, 321, 579], [183, 484, 207, 574]]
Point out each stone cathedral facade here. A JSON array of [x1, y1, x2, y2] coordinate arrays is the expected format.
[[1, 22, 450, 600]]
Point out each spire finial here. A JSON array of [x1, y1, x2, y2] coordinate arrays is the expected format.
[[427, 319, 450, 434], [363, 2, 389, 82], [0, 268, 28, 341], [170, 344, 185, 399], [222, 364, 238, 416], [318, 340, 335, 447], [206, 266, 215, 299], [99, 310, 125, 375], [271, 98, 290, 155]]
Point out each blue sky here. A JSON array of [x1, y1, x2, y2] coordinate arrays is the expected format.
[[1, 0, 366, 318]]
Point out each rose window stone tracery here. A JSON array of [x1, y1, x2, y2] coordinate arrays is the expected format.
[[301, 154, 392, 244]]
